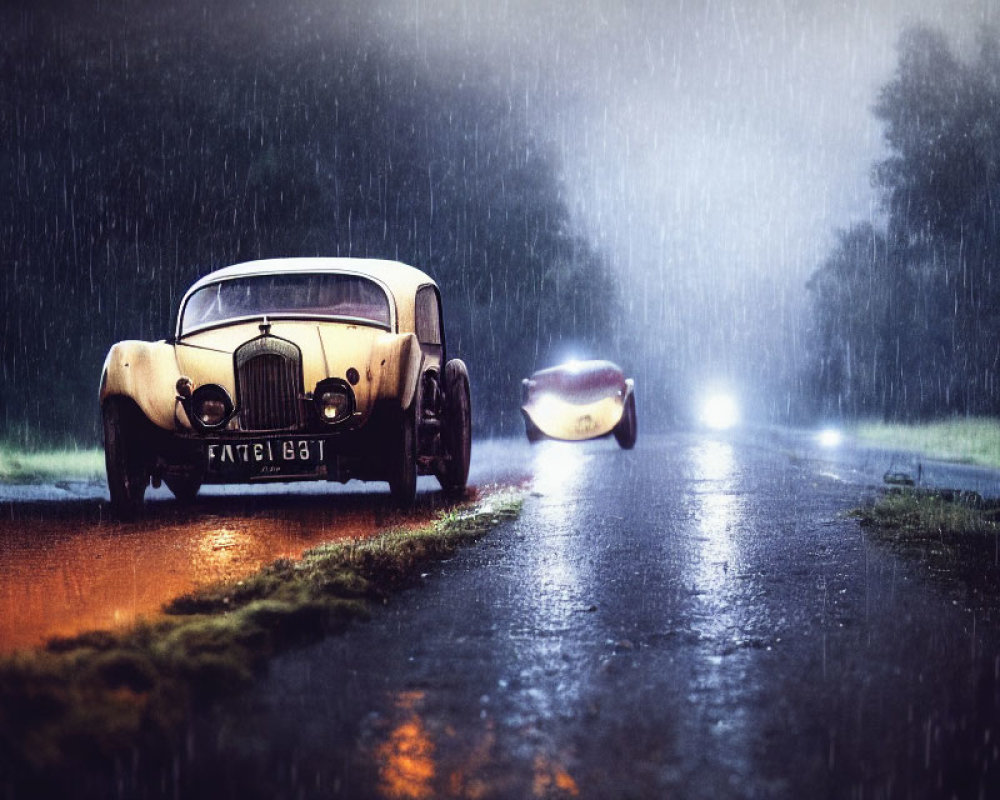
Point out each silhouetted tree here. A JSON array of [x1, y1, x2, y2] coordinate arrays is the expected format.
[[0, 0, 615, 441], [807, 24, 1000, 419]]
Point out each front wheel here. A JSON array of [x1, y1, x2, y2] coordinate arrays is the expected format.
[[613, 393, 637, 450], [103, 397, 149, 517], [437, 359, 472, 495], [388, 405, 417, 508]]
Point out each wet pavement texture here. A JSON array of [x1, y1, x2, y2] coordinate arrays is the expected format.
[[150, 431, 1000, 799], [3, 431, 1000, 797]]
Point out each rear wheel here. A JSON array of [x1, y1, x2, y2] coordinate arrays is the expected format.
[[388, 405, 417, 508], [613, 393, 637, 450], [438, 359, 472, 495], [103, 397, 149, 517]]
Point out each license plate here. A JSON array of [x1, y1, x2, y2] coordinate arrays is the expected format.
[[206, 439, 326, 476]]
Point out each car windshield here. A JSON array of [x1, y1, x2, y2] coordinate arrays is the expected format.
[[179, 272, 392, 335]]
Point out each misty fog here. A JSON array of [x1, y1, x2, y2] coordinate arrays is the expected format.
[[1, 0, 997, 440]]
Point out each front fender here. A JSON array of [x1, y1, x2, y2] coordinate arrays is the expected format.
[[370, 333, 422, 412], [100, 340, 182, 431]]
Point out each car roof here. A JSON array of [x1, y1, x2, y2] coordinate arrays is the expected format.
[[530, 359, 624, 380], [179, 258, 438, 336], [186, 257, 436, 296]]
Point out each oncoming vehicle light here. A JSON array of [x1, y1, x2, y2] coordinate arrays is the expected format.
[[817, 427, 843, 448], [700, 393, 739, 431], [190, 384, 233, 430], [314, 379, 354, 424]]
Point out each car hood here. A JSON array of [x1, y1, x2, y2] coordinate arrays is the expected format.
[[176, 320, 383, 382], [102, 319, 420, 434]]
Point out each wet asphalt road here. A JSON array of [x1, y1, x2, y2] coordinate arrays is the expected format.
[[148, 430, 1000, 800]]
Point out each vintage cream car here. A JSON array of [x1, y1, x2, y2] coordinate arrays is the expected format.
[[100, 258, 472, 513], [521, 360, 636, 448]]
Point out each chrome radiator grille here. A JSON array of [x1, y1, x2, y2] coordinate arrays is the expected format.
[[234, 336, 303, 431]]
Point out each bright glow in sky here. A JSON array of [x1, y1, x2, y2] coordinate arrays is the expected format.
[[371, 1, 994, 403], [341, 0, 997, 417], [377, 0, 994, 278]]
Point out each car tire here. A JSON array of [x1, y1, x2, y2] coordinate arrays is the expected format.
[[103, 397, 149, 517], [613, 393, 637, 450], [438, 359, 472, 495], [165, 475, 202, 503], [388, 404, 417, 508], [523, 414, 545, 444]]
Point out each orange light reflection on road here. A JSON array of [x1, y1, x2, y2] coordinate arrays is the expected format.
[[378, 691, 436, 800], [374, 690, 581, 799], [0, 495, 433, 653], [533, 755, 581, 798]]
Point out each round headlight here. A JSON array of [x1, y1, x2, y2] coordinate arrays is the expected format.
[[190, 385, 233, 429], [314, 380, 354, 424]]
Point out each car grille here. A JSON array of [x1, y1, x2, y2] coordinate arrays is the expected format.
[[234, 336, 304, 431]]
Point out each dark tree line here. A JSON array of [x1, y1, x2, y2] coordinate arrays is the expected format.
[[807, 25, 1000, 420], [0, 0, 616, 442]]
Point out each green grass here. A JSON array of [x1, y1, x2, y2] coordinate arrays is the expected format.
[[853, 488, 1000, 600], [0, 445, 104, 483], [852, 418, 1000, 468], [0, 489, 522, 787], [853, 488, 1000, 540]]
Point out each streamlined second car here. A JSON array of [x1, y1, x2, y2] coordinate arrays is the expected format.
[[521, 359, 636, 448]]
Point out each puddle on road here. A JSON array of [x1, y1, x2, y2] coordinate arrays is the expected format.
[[373, 689, 580, 799], [0, 491, 440, 653], [378, 691, 437, 800]]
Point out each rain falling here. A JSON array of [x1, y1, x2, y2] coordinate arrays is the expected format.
[[0, 0, 995, 440], [4, 0, 1000, 798]]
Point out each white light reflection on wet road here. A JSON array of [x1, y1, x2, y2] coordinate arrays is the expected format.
[[688, 438, 753, 753], [510, 441, 590, 723], [531, 441, 588, 605], [692, 440, 737, 609]]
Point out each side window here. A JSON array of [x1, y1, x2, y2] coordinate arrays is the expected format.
[[415, 285, 443, 347]]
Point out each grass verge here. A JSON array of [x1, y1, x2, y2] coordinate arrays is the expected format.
[[853, 488, 1000, 588], [0, 489, 522, 788], [0, 446, 104, 483], [854, 488, 1000, 540], [852, 418, 1000, 468]]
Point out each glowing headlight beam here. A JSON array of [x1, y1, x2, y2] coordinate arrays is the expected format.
[[700, 393, 739, 430], [817, 427, 843, 448]]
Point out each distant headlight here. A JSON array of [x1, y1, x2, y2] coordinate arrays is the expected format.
[[314, 379, 354, 424], [190, 384, 233, 429], [817, 427, 843, 448], [700, 392, 739, 430]]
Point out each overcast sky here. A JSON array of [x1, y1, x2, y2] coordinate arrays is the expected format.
[[348, 0, 997, 410], [367, 0, 995, 274], [20, 0, 996, 416]]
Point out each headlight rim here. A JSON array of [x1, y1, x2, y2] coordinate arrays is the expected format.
[[313, 378, 355, 425], [188, 384, 234, 431]]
